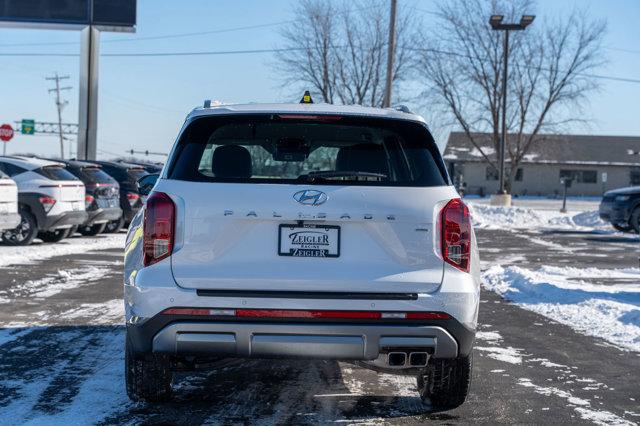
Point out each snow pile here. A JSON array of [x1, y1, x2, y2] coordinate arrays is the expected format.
[[483, 265, 640, 351], [469, 203, 611, 232], [0, 234, 125, 267]]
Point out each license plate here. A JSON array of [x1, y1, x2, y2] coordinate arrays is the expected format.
[[278, 224, 340, 258], [97, 198, 118, 208], [72, 202, 81, 211]]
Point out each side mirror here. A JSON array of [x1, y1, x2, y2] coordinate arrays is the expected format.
[[137, 173, 159, 196]]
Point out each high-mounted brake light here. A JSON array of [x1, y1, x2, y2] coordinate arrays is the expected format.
[[143, 192, 175, 266], [127, 192, 140, 207], [440, 199, 471, 273], [278, 114, 342, 121], [39, 196, 56, 213]]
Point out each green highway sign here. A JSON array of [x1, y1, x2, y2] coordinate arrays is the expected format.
[[21, 119, 35, 135]]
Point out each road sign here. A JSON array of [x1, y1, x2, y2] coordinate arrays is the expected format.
[[0, 124, 14, 142], [21, 119, 35, 135]]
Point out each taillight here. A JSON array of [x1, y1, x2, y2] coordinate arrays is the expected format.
[[127, 192, 140, 207], [143, 192, 175, 266], [440, 199, 471, 273], [85, 194, 95, 209], [39, 196, 56, 213]]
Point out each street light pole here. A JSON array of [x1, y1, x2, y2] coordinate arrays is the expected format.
[[499, 29, 509, 195], [489, 14, 535, 206]]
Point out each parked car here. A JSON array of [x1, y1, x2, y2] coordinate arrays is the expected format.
[[599, 186, 640, 233], [118, 160, 163, 174], [123, 100, 480, 408], [51, 159, 123, 236], [86, 161, 147, 233], [0, 169, 20, 232], [0, 156, 87, 245]]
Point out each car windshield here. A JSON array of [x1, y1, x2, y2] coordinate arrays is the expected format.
[[169, 115, 448, 187], [35, 165, 79, 181]]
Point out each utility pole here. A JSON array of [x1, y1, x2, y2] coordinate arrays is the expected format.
[[46, 73, 72, 159], [383, 0, 397, 108]]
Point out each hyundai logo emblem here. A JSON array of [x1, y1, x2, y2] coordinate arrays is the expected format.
[[293, 189, 328, 206]]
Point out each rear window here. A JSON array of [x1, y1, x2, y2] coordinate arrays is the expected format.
[[35, 166, 79, 181], [82, 166, 116, 183], [127, 168, 148, 181], [168, 115, 449, 187]]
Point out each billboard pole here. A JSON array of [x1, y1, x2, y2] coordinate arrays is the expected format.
[[77, 25, 100, 160]]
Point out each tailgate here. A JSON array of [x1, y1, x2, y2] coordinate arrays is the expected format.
[[163, 180, 456, 294]]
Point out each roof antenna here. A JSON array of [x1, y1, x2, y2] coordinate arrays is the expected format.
[[300, 90, 313, 104]]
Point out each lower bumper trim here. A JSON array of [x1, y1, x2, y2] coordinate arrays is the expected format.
[[151, 321, 459, 360]]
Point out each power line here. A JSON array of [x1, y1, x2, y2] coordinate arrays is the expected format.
[[2, 46, 638, 85]]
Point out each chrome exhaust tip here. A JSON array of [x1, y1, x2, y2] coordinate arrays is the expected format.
[[409, 352, 428, 367], [387, 352, 407, 367]]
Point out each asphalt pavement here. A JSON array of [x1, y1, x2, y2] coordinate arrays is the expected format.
[[0, 228, 638, 425]]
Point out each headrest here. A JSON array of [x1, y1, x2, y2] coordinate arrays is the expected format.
[[211, 145, 252, 178], [335, 143, 388, 175]]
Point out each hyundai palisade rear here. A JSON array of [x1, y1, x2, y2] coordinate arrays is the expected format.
[[124, 102, 480, 407]]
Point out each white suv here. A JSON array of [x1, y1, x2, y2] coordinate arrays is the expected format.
[[0, 169, 20, 231], [0, 156, 87, 245], [124, 101, 480, 408]]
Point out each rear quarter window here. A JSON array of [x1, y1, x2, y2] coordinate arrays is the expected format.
[[168, 114, 449, 187]]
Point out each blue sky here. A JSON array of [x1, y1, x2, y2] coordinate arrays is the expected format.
[[0, 0, 638, 159]]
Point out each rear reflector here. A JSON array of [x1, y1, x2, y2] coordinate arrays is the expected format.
[[160, 308, 450, 320]]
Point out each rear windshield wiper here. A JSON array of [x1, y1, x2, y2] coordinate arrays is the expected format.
[[298, 170, 388, 182]]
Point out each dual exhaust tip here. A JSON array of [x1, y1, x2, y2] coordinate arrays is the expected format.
[[387, 351, 428, 368]]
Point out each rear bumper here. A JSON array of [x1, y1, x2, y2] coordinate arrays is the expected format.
[[85, 207, 122, 226], [41, 210, 88, 231], [0, 212, 20, 230], [599, 202, 631, 224], [127, 314, 474, 359]]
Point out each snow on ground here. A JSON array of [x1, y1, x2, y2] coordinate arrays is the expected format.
[[469, 203, 612, 232], [0, 266, 113, 300], [483, 265, 640, 352], [0, 233, 125, 268]]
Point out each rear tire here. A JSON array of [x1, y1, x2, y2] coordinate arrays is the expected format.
[[104, 216, 125, 234], [79, 222, 107, 236], [1, 210, 38, 246], [38, 228, 70, 243], [417, 354, 473, 409], [612, 223, 632, 232], [125, 333, 173, 402], [630, 207, 640, 234]]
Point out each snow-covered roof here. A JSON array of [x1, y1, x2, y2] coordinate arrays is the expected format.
[[444, 132, 640, 166], [0, 155, 64, 170], [187, 102, 426, 124]]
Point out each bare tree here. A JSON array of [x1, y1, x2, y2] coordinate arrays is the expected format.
[[274, 0, 417, 106], [415, 0, 606, 193]]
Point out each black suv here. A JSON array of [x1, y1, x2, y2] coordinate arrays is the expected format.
[[599, 186, 640, 233], [86, 161, 148, 233], [53, 160, 123, 236]]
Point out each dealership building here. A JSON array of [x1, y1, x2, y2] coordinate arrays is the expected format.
[[443, 132, 640, 197]]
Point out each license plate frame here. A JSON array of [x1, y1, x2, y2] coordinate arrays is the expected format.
[[278, 224, 341, 258]]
